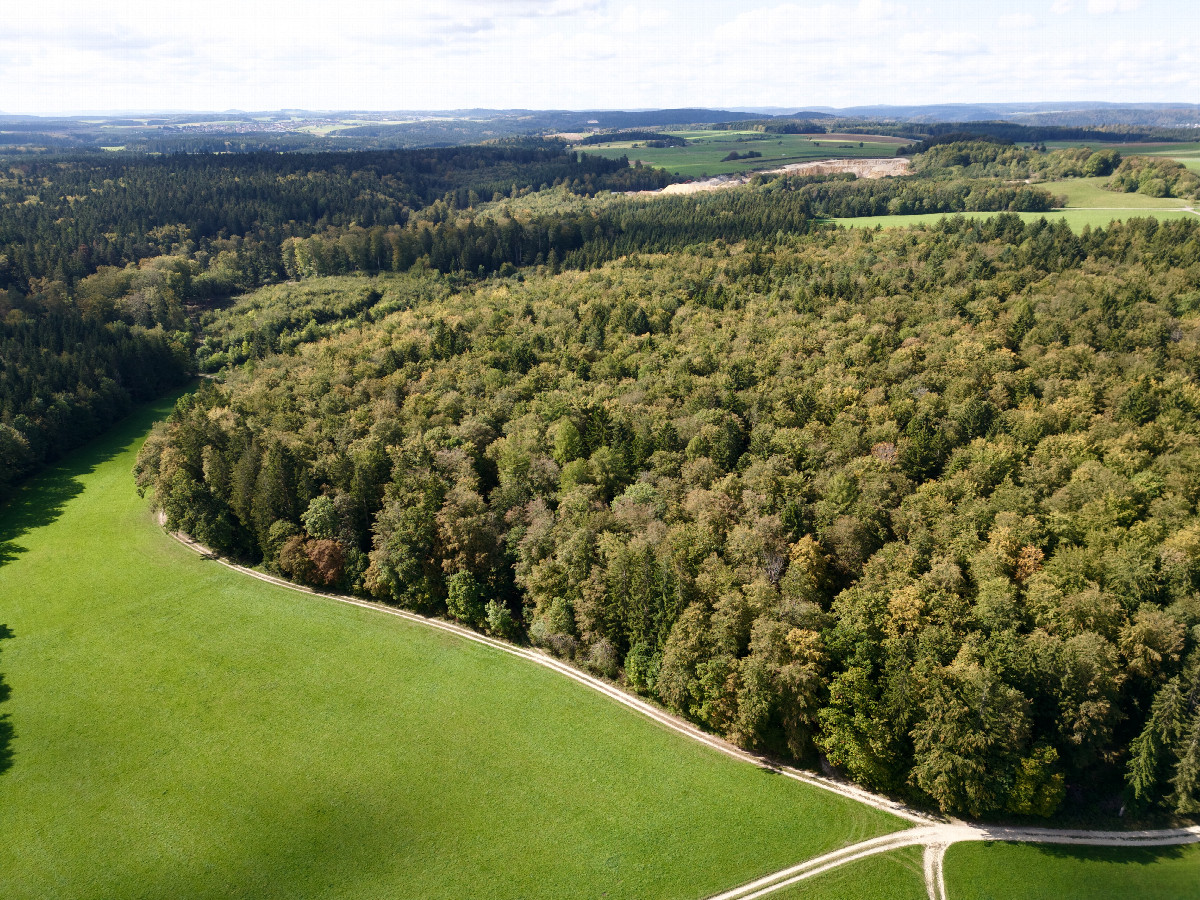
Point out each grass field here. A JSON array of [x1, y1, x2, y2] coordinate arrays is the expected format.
[[577, 131, 905, 177], [1043, 140, 1200, 155], [769, 847, 927, 900], [830, 209, 1199, 232], [1044, 175, 1190, 209], [945, 841, 1200, 900], [0, 397, 904, 900]]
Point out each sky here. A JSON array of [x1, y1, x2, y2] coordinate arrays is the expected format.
[[2, 0, 1198, 114]]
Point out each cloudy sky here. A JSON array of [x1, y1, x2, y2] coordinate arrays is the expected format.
[[2, 0, 1198, 114]]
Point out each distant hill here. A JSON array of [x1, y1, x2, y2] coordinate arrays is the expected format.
[[2, 104, 1198, 153]]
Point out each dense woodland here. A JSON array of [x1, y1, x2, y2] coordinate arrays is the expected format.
[[1106, 156, 1200, 200], [0, 315, 189, 499], [0, 142, 673, 299], [0, 144, 675, 491], [136, 214, 1200, 820]]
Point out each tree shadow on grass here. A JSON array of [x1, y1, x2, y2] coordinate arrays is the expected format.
[[0, 393, 185, 568], [0, 624, 12, 777], [977, 839, 1189, 865]]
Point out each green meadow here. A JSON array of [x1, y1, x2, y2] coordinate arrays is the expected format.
[[830, 170, 1197, 233], [1043, 175, 1192, 209], [577, 131, 906, 176], [0, 398, 904, 900], [769, 847, 927, 900], [1042, 140, 1200, 156], [945, 842, 1200, 900]]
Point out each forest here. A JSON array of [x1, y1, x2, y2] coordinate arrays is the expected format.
[[135, 213, 1200, 820], [1, 137, 1072, 495], [0, 143, 675, 491]]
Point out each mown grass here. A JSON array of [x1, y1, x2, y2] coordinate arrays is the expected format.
[[945, 841, 1200, 900], [830, 209, 1199, 232], [578, 132, 902, 176], [767, 847, 927, 900], [1045, 175, 1190, 209], [0, 397, 905, 900]]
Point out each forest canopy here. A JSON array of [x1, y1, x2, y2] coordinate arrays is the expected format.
[[138, 214, 1200, 820]]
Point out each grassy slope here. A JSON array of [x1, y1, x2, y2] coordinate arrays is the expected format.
[[768, 847, 927, 900], [1046, 175, 1190, 209], [945, 841, 1200, 900], [0, 398, 904, 900], [580, 133, 903, 176]]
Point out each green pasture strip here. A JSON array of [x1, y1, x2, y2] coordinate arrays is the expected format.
[[1042, 141, 1200, 154], [1046, 176, 1190, 209], [831, 209, 1198, 232], [767, 846, 926, 900], [945, 841, 1200, 900], [0, 399, 903, 900]]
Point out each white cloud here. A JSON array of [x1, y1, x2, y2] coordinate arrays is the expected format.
[[716, 1, 906, 46], [1, 0, 1198, 114], [997, 13, 1038, 29], [1087, 0, 1142, 12]]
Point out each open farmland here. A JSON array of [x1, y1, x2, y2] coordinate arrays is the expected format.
[[576, 131, 908, 176], [0, 398, 905, 900], [1042, 140, 1200, 155]]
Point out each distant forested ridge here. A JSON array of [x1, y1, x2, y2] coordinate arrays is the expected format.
[[0, 142, 673, 299], [0, 137, 1093, 505], [0, 142, 675, 495], [139, 215, 1200, 820]]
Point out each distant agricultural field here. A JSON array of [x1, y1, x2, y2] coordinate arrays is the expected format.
[[577, 131, 906, 177], [1042, 140, 1200, 155], [0, 400, 904, 900]]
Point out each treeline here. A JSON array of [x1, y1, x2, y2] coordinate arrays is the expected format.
[[0, 314, 189, 500], [269, 170, 1061, 285], [0, 142, 672, 299], [909, 141, 1112, 180], [140, 215, 1200, 820], [1107, 157, 1200, 200], [577, 131, 687, 147], [918, 121, 1200, 145], [275, 188, 814, 282], [764, 172, 1059, 217]]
